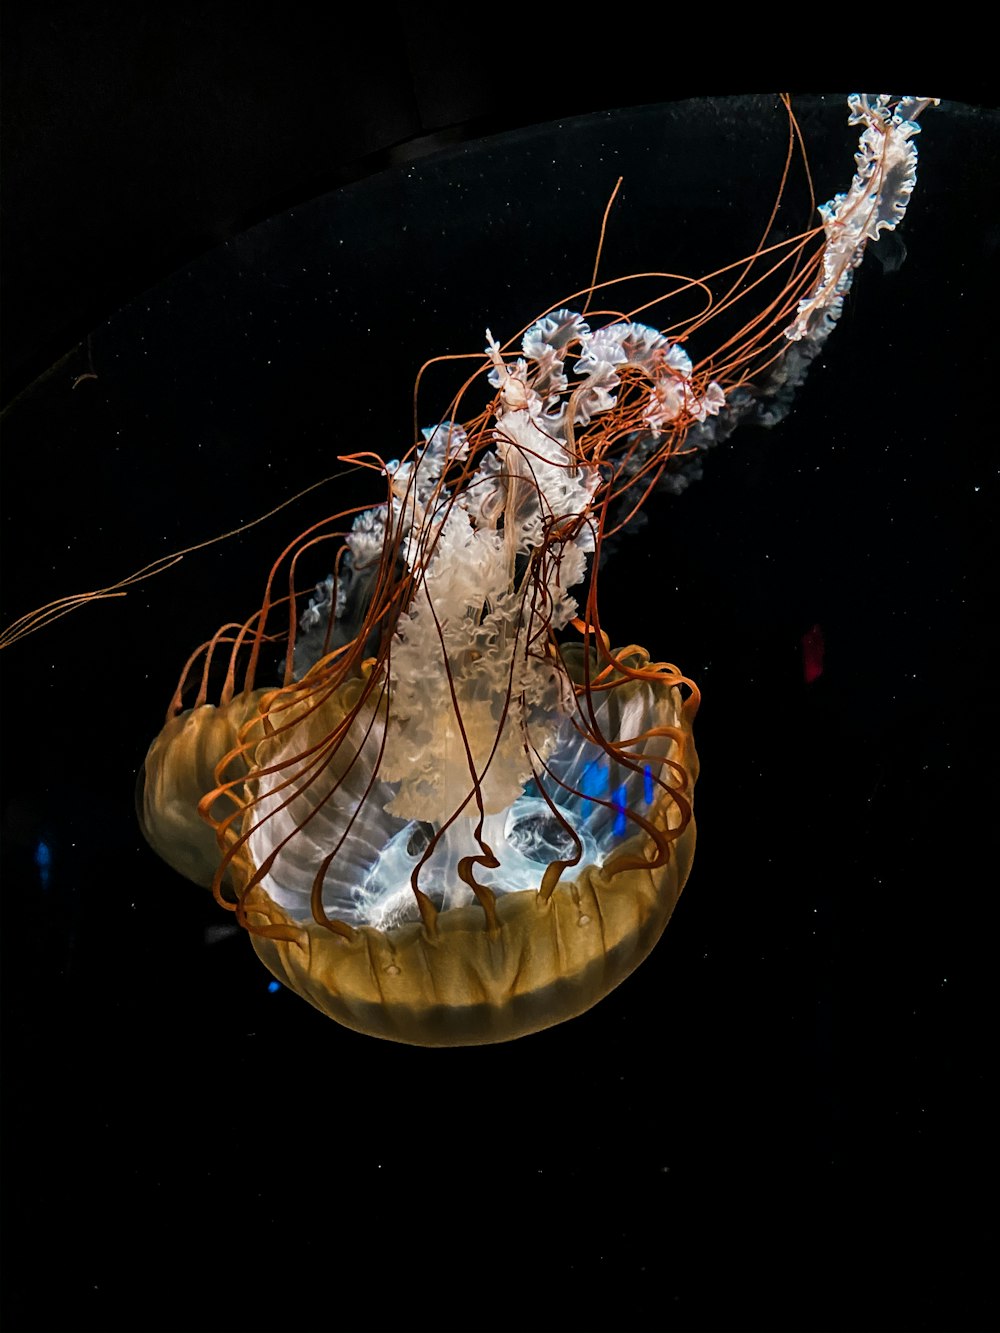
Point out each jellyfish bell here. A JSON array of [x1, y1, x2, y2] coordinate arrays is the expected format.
[[234, 648, 698, 1046], [135, 93, 936, 1045]]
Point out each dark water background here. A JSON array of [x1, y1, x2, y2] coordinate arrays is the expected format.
[[2, 19, 996, 1333]]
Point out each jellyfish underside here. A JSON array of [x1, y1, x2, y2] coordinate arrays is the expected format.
[[137, 94, 933, 1045], [141, 646, 699, 1045]]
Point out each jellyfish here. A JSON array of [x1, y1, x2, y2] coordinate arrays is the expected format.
[[137, 94, 936, 1045]]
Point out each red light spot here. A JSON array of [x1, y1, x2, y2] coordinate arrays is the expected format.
[[801, 623, 825, 684]]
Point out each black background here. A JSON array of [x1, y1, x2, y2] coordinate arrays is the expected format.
[[2, 11, 997, 1333]]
